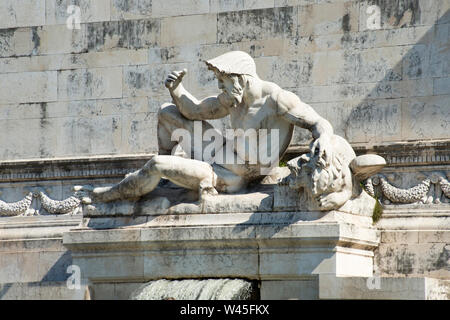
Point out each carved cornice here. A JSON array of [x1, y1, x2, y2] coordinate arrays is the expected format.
[[0, 154, 153, 183], [287, 140, 450, 167]]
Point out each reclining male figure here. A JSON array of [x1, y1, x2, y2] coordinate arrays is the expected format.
[[92, 51, 336, 206]]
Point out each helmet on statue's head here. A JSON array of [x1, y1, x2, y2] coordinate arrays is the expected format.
[[205, 51, 258, 78]]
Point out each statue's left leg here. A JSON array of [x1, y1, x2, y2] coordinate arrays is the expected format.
[[92, 155, 218, 202]]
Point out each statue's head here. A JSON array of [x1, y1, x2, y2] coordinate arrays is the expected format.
[[205, 51, 258, 106]]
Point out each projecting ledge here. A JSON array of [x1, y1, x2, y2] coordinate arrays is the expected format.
[[63, 211, 380, 282]]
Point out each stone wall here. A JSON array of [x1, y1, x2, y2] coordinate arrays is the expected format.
[[0, 0, 449, 300], [0, 0, 448, 160]]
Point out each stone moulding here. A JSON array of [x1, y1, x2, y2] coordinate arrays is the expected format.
[[1, 171, 449, 217], [364, 172, 450, 205], [0, 192, 33, 216], [0, 191, 82, 216], [379, 177, 431, 204], [38, 192, 81, 215]]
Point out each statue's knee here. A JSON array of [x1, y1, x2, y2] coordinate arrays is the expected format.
[[142, 156, 160, 173]]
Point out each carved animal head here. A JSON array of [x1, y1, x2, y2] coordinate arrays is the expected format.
[[286, 135, 356, 198]]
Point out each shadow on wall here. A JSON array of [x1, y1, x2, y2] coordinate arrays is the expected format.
[[0, 251, 72, 299], [344, 7, 449, 146]]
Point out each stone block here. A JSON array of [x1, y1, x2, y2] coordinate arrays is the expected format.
[[0, 282, 88, 300], [161, 14, 217, 47], [255, 55, 313, 87], [433, 77, 450, 95], [57, 116, 123, 156], [1, 49, 148, 74], [260, 279, 319, 300], [152, 0, 210, 18], [45, 97, 150, 118], [46, 0, 111, 25], [86, 19, 160, 52], [402, 44, 431, 80], [359, 0, 438, 31], [0, 0, 45, 29], [375, 242, 449, 279], [319, 275, 450, 300], [431, 23, 449, 70], [244, 0, 275, 11], [123, 63, 189, 97], [0, 71, 57, 104], [58, 67, 123, 101], [366, 78, 433, 100], [121, 113, 159, 154], [143, 249, 259, 279], [401, 95, 450, 141], [217, 7, 297, 44], [111, 0, 152, 20], [37, 24, 87, 55], [357, 46, 404, 82], [0, 28, 35, 58], [345, 98, 402, 144], [308, 101, 351, 139], [437, 0, 450, 24], [75, 254, 144, 281], [210, 0, 245, 13], [89, 282, 143, 300], [298, 1, 359, 36]]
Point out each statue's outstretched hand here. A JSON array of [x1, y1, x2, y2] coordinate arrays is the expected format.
[[165, 68, 187, 90], [311, 134, 333, 168]]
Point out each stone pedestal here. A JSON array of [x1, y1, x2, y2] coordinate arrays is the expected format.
[[63, 209, 380, 299]]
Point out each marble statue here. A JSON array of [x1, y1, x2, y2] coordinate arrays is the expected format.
[[81, 51, 385, 211]]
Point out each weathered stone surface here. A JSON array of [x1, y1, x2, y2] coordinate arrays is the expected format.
[[46, 0, 111, 25], [86, 19, 160, 52], [37, 25, 87, 55], [64, 211, 379, 283], [260, 279, 319, 300], [152, 0, 210, 18], [123, 63, 188, 97], [58, 67, 123, 101], [217, 7, 297, 44], [110, 0, 152, 20], [298, 1, 359, 36], [0, 0, 45, 29], [0, 71, 57, 104], [161, 14, 217, 47], [401, 95, 450, 140], [433, 77, 450, 95], [359, 0, 437, 32], [0, 28, 35, 58], [345, 98, 402, 143], [319, 274, 450, 300], [0, 49, 148, 74]]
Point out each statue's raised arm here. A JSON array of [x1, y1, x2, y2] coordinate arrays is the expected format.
[[165, 68, 231, 120]]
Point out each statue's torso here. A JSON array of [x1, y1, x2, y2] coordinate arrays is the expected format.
[[228, 92, 294, 164]]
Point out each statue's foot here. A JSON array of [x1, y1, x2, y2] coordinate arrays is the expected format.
[[91, 186, 123, 203], [73, 185, 94, 204]]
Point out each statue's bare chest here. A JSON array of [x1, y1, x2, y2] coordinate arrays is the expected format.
[[229, 98, 276, 131]]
